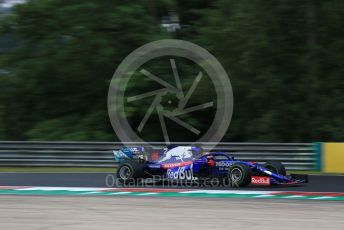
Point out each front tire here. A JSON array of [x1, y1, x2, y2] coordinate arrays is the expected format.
[[263, 161, 286, 176], [228, 163, 252, 187]]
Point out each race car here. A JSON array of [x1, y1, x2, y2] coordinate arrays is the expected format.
[[113, 146, 308, 187]]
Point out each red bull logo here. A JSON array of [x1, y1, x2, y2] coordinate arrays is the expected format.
[[251, 176, 270, 185], [166, 165, 195, 180]]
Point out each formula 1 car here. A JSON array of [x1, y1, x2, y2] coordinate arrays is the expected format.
[[113, 146, 308, 187]]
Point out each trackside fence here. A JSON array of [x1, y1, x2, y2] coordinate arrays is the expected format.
[[0, 142, 319, 170]]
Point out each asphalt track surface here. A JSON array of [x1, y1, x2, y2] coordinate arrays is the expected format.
[[1, 173, 344, 230], [0, 172, 344, 192], [1, 195, 343, 230]]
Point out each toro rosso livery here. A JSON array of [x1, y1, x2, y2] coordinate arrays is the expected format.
[[114, 146, 308, 187]]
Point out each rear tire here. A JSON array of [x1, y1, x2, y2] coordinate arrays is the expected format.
[[263, 161, 286, 176], [117, 161, 144, 184], [228, 163, 252, 187]]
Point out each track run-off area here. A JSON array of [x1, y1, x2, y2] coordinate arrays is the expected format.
[[0, 195, 342, 230]]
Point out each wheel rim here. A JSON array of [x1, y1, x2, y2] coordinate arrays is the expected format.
[[230, 168, 243, 182], [119, 166, 132, 180]]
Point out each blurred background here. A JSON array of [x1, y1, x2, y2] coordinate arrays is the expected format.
[[0, 0, 343, 142]]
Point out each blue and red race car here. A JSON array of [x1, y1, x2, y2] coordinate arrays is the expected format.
[[114, 146, 308, 187]]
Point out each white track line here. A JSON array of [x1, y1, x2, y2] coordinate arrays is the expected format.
[[283, 195, 305, 199], [311, 196, 334, 200], [108, 192, 132, 195], [254, 195, 275, 198], [136, 192, 159, 196]]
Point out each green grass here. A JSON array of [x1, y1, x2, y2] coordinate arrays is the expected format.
[[288, 170, 344, 176], [0, 167, 343, 175], [0, 167, 115, 173], [288, 170, 320, 175]]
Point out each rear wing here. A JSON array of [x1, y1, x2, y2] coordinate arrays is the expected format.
[[113, 146, 151, 162]]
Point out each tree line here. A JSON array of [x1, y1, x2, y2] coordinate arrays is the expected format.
[[0, 0, 343, 142]]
